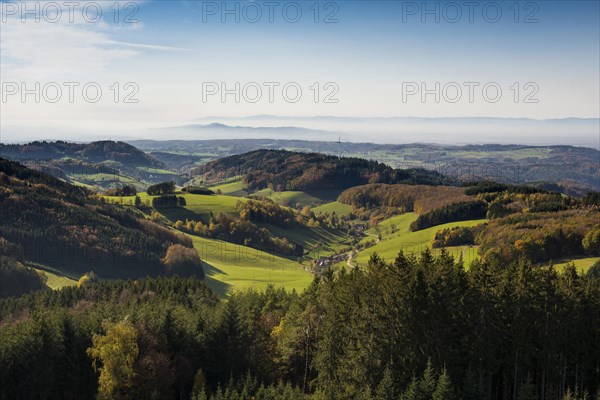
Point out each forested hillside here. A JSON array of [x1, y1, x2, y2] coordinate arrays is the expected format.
[[0, 158, 202, 294], [0, 141, 164, 168], [0, 141, 178, 190], [338, 184, 471, 213], [191, 150, 450, 192], [133, 139, 600, 195]]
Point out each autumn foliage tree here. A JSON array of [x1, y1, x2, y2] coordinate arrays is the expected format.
[[87, 319, 139, 400], [162, 244, 204, 278]]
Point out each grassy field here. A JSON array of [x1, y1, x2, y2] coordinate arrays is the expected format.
[[173, 193, 244, 220], [71, 173, 141, 184], [553, 257, 599, 275], [137, 167, 179, 175], [252, 188, 342, 207], [353, 213, 486, 267], [29, 265, 79, 290], [192, 235, 313, 296], [106, 192, 246, 222], [312, 201, 354, 217], [209, 178, 247, 196], [39, 270, 78, 290], [253, 189, 321, 207], [261, 223, 351, 259]]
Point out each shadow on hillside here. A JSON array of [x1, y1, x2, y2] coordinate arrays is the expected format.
[[159, 207, 200, 222], [303, 188, 343, 202], [201, 262, 231, 297]]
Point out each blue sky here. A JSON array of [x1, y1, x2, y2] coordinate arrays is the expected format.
[[0, 0, 599, 140]]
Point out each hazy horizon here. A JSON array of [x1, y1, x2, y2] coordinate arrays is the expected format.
[[1, 1, 599, 145], [2, 115, 599, 149]]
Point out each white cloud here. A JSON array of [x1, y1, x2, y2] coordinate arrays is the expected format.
[[0, 0, 184, 81]]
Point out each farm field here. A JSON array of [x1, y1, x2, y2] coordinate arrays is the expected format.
[[170, 193, 244, 220], [208, 178, 247, 196], [191, 235, 313, 296], [261, 222, 351, 259], [353, 213, 487, 267], [136, 166, 179, 175], [312, 201, 354, 217], [31, 266, 78, 290], [72, 173, 144, 187], [253, 188, 339, 207], [40, 270, 78, 290], [105, 192, 246, 222], [553, 257, 600, 274]]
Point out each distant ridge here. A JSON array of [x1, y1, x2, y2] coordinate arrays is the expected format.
[[0, 140, 166, 169]]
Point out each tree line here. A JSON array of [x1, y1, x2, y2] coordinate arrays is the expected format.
[[1, 251, 599, 399], [173, 213, 304, 257]]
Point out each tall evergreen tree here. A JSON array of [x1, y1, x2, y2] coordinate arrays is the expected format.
[[433, 368, 454, 400]]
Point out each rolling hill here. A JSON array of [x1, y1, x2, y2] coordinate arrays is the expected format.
[[191, 149, 450, 193], [0, 158, 199, 295], [132, 139, 600, 195], [0, 141, 180, 190]]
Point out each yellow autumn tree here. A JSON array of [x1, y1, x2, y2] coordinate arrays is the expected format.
[[87, 319, 139, 400], [77, 271, 98, 287]]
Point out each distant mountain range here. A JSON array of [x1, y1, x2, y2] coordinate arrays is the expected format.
[[186, 116, 600, 148], [3, 116, 598, 148], [151, 123, 338, 142]]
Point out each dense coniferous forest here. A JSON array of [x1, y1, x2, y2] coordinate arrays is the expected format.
[[0, 252, 599, 400]]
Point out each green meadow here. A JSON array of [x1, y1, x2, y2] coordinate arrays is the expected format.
[[191, 235, 313, 296], [312, 201, 354, 217], [209, 177, 248, 196], [106, 192, 246, 222], [353, 213, 486, 267], [252, 188, 341, 207], [553, 257, 600, 275], [39, 270, 78, 290], [261, 223, 351, 259]]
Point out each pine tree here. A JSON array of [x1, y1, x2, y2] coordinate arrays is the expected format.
[[420, 360, 437, 398], [518, 375, 537, 400], [400, 376, 421, 400], [193, 389, 208, 400], [433, 368, 454, 400], [375, 366, 395, 400]]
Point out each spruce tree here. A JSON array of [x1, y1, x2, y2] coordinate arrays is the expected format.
[[518, 375, 537, 400], [375, 367, 395, 400], [433, 368, 454, 400], [419, 360, 437, 398]]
